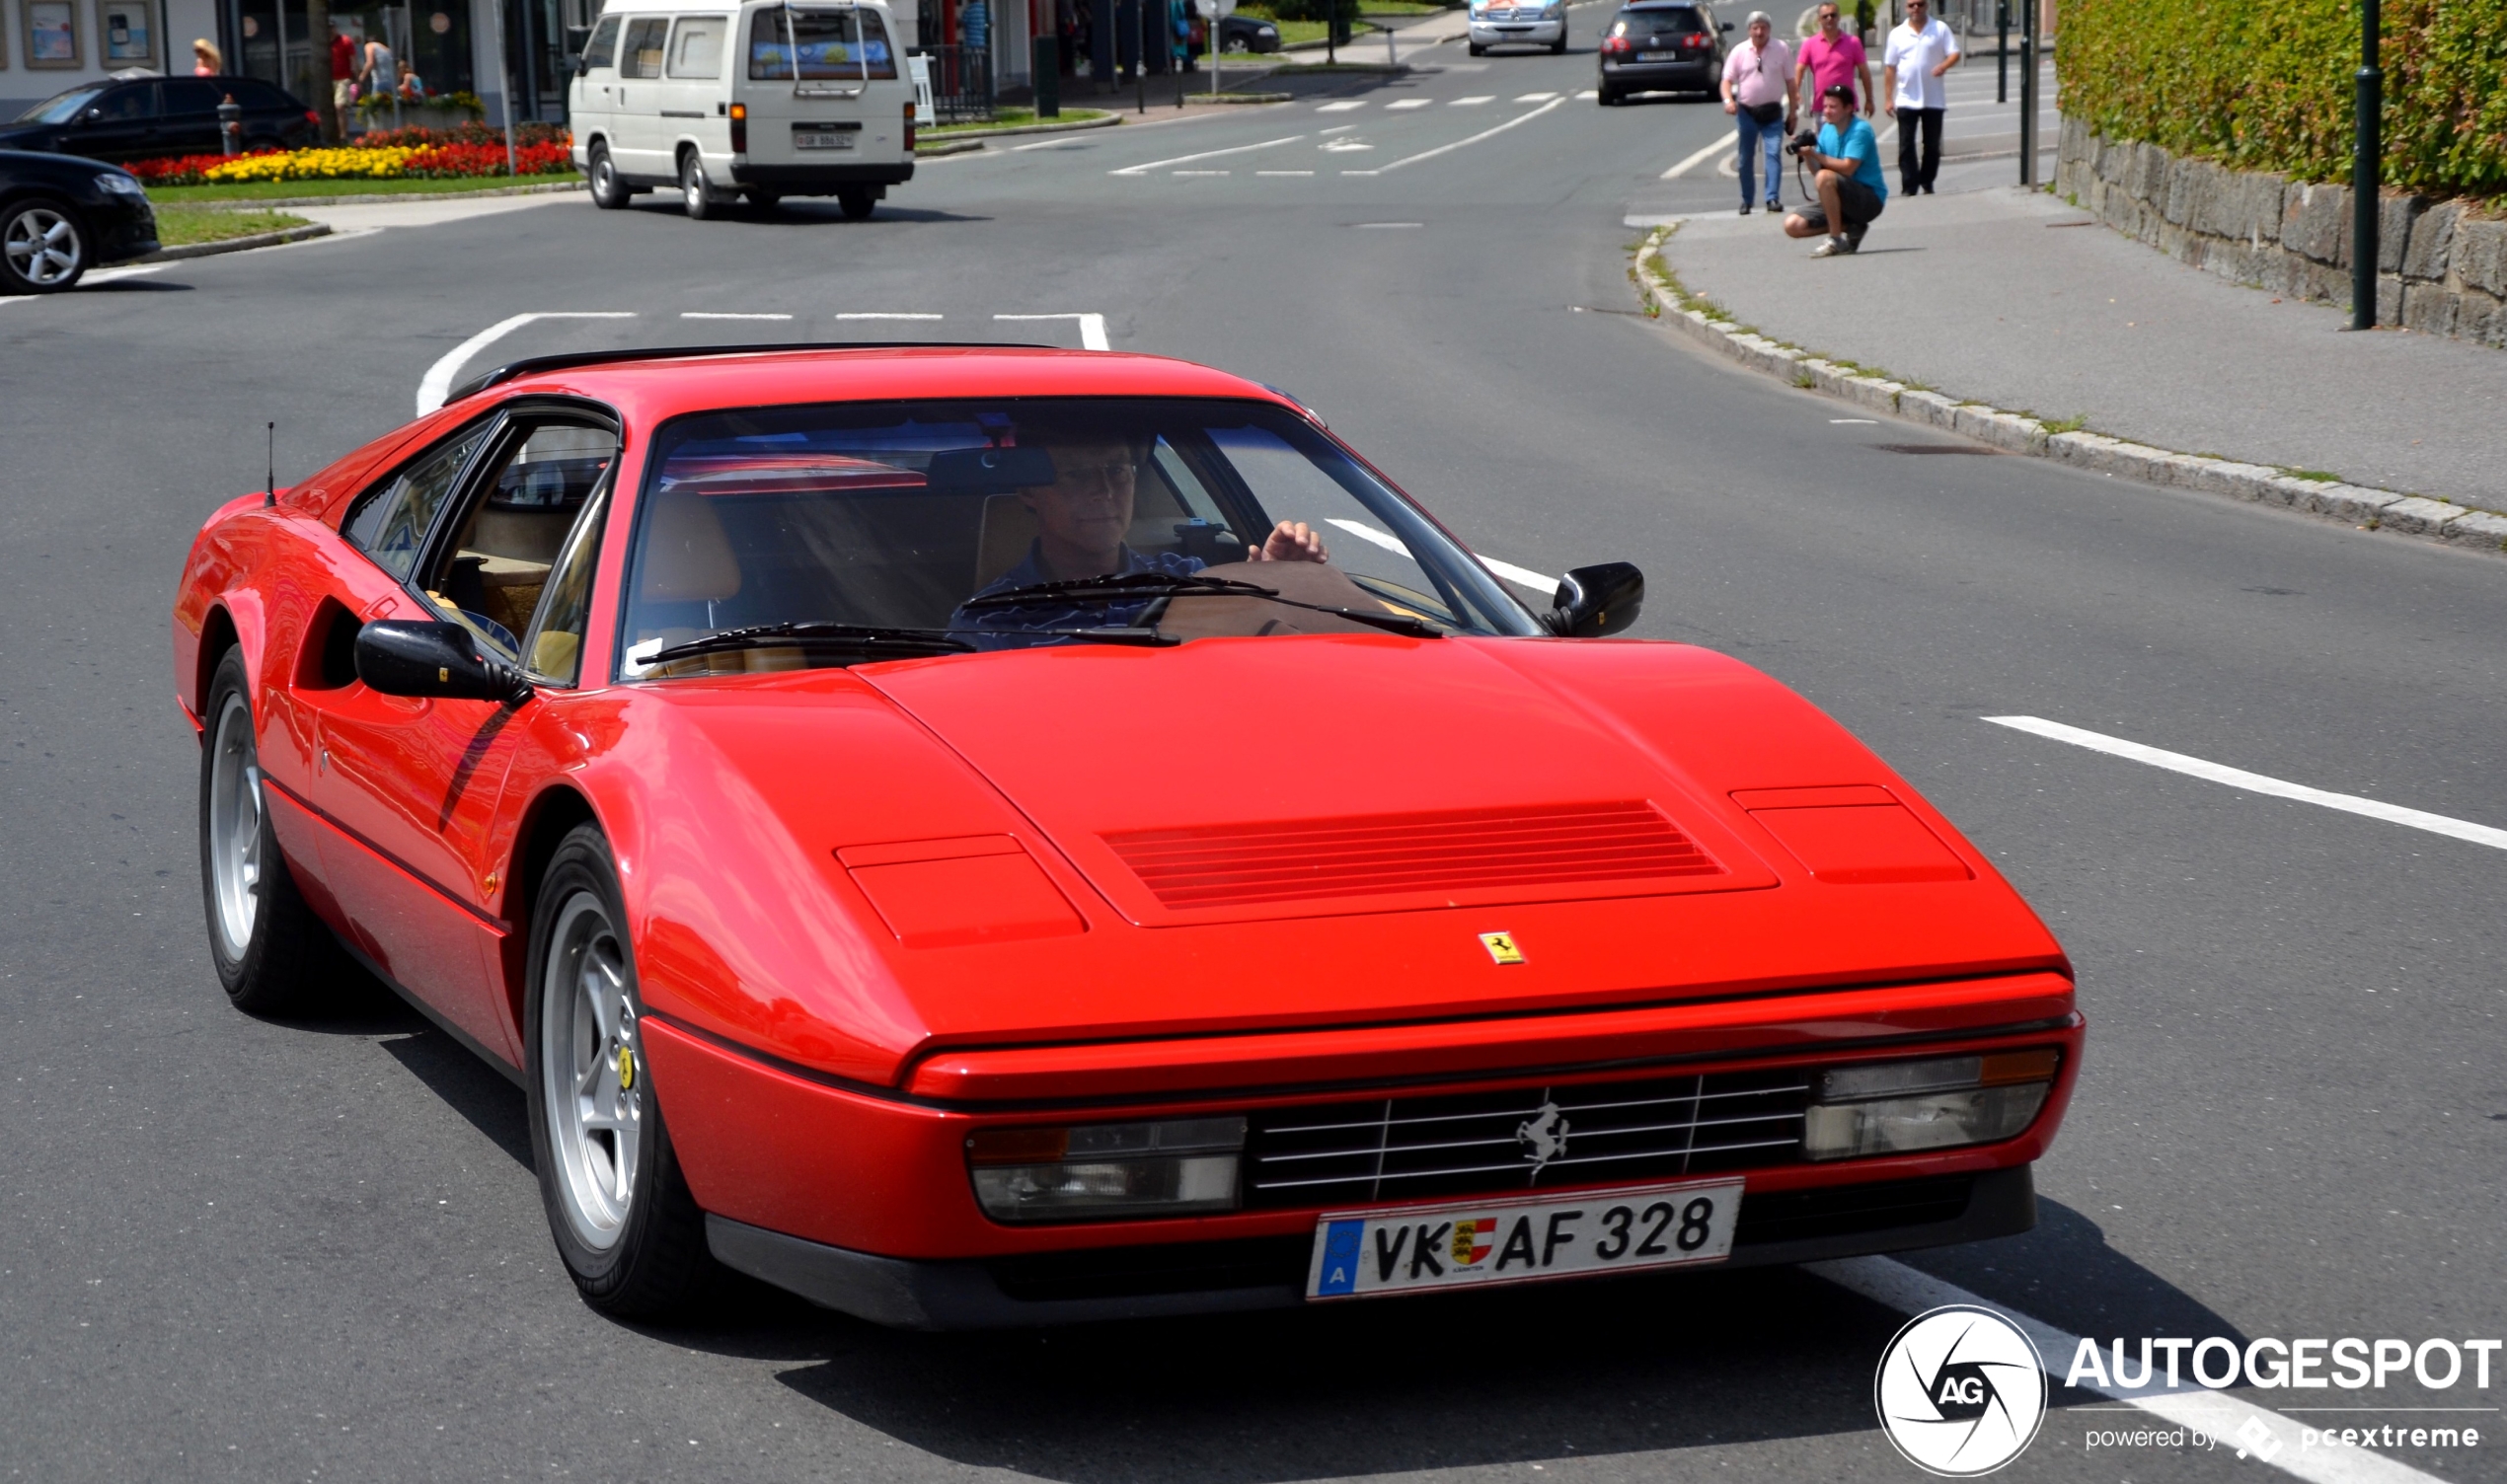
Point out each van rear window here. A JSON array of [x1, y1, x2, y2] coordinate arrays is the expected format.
[[748, 6, 897, 80]]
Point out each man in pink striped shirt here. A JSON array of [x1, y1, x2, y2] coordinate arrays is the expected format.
[[1794, 1, 1875, 117], [1720, 12, 1795, 214]]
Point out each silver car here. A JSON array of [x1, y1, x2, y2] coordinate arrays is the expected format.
[[1468, 0, 1568, 54]]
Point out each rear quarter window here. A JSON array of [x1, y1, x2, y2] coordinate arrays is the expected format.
[[233, 80, 298, 110], [747, 5, 897, 80]]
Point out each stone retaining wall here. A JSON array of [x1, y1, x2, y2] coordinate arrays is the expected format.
[[2054, 117, 2507, 348]]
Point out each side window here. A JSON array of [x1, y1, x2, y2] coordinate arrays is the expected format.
[[620, 17, 669, 77], [419, 422, 621, 661], [523, 494, 608, 684], [343, 427, 493, 583], [667, 16, 726, 77], [234, 80, 296, 110], [96, 85, 160, 120], [162, 79, 224, 116], [582, 14, 622, 67]]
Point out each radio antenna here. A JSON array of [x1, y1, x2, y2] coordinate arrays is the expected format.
[[265, 422, 276, 506]]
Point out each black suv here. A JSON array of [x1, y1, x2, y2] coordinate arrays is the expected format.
[[0, 76, 320, 163]]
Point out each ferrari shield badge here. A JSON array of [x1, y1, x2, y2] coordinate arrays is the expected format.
[[1478, 930, 1524, 965]]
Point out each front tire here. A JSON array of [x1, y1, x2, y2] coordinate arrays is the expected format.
[[199, 647, 341, 1016], [525, 824, 711, 1317], [1467, 39, 1486, 54], [587, 142, 630, 209], [1551, 29, 1567, 52], [836, 186, 876, 221], [1, 197, 88, 294], [679, 150, 720, 220]]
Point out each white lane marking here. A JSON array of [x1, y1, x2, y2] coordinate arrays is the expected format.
[[1451, 94, 1493, 105], [1327, 519, 1557, 591], [1660, 134, 1730, 179], [1513, 91, 1558, 102], [1385, 98, 1431, 110], [1339, 95, 1564, 176], [80, 262, 171, 285], [994, 312, 1110, 351], [1984, 715, 2507, 852], [1316, 100, 1368, 111], [1829, 417, 1877, 423], [682, 311, 794, 320], [1173, 169, 1230, 175], [1716, 151, 1740, 178], [416, 311, 636, 415], [1256, 169, 1317, 176], [1575, 88, 1598, 99], [1010, 136, 1095, 150], [1321, 138, 1375, 152], [1321, 123, 1359, 134], [836, 311, 943, 320], [1812, 1257, 2451, 1484], [1111, 133, 1304, 176]]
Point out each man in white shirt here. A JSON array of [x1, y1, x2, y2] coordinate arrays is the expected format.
[[1881, 0, 1959, 194]]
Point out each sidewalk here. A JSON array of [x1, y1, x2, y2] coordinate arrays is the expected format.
[[1658, 184, 2507, 512]]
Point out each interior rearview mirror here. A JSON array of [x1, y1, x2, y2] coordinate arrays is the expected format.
[[1543, 562, 1644, 637], [354, 620, 535, 705], [923, 444, 1060, 493]]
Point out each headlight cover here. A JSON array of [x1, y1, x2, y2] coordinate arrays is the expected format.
[[967, 1116, 1246, 1223], [96, 172, 145, 196], [1802, 1049, 2058, 1161]]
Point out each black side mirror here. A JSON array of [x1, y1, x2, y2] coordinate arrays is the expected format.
[[1719, 19, 1734, 30], [1543, 562, 1644, 637], [80, 107, 106, 123], [355, 620, 534, 705]]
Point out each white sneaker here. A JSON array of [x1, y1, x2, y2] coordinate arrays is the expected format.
[[1811, 235, 1847, 258]]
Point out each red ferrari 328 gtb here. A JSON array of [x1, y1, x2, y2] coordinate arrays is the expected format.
[[171, 344, 2082, 1326]]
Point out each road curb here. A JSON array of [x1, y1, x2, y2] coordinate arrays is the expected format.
[[1633, 229, 2507, 560], [164, 180, 582, 210], [142, 222, 335, 261]]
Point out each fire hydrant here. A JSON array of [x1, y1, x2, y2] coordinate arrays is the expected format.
[[217, 94, 243, 155]]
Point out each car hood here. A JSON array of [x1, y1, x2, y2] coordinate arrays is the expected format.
[[634, 636, 2065, 1074]]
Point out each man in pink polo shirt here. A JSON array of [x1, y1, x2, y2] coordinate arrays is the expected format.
[[1794, 0, 1874, 118]]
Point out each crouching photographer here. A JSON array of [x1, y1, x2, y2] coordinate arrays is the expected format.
[[1783, 84, 1888, 257]]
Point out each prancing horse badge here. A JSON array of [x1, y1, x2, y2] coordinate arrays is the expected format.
[[1478, 931, 1524, 965]]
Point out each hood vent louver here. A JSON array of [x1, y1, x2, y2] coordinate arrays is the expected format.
[[1102, 801, 1722, 911]]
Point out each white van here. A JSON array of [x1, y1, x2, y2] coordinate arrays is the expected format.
[[570, 0, 917, 220]]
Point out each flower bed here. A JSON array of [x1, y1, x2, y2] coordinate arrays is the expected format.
[[129, 135, 573, 187]]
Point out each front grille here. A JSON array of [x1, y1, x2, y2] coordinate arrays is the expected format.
[[1243, 1067, 1809, 1209]]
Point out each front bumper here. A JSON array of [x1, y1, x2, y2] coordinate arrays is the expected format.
[[93, 197, 159, 263], [710, 1166, 2038, 1329], [1470, 16, 1565, 44]]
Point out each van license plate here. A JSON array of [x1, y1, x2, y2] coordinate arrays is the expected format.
[[1306, 1177, 1742, 1300], [795, 129, 858, 150]]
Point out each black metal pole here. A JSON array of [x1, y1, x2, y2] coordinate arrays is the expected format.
[[2016, 0, 2035, 185], [1134, 0, 1145, 111], [1995, 0, 2007, 104], [2351, 0, 2381, 330], [1326, 0, 1336, 63]]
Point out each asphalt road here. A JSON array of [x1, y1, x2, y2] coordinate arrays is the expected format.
[[3, 28, 2503, 1484]]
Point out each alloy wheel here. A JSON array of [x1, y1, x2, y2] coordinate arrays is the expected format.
[[5, 207, 82, 288], [539, 889, 642, 1251], [205, 691, 263, 962]]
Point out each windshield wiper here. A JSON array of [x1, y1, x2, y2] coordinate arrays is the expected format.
[[646, 622, 974, 667], [955, 571, 1280, 610], [960, 569, 1444, 638]]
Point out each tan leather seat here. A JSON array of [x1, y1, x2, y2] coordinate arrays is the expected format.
[[637, 487, 743, 604], [973, 493, 1039, 591]]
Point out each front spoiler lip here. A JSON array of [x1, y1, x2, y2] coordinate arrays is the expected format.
[[706, 1165, 2039, 1329]]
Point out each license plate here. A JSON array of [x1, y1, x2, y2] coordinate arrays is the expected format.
[[1638, 48, 1674, 59], [1306, 1177, 1742, 1300], [795, 130, 857, 151]]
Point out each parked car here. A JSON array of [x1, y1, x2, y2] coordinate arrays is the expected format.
[[0, 76, 319, 162], [571, 0, 916, 221], [1, 150, 158, 293], [173, 344, 2083, 1327], [1468, 0, 1567, 54], [1597, 1, 1730, 103], [1218, 13, 1282, 51]]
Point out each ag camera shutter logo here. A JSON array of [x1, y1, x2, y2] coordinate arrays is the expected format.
[[1875, 1303, 2048, 1475]]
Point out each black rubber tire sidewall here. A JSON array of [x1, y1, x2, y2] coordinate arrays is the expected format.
[[523, 823, 710, 1315], [589, 144, 628, 209], [197, 647, 329, 1014], [0, 196, 87, 295]]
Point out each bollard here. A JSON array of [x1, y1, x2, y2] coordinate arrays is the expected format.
[[217, 94, 243, 155], [2351, 0, 2381, 329], [1034, 34, 1059, 116]]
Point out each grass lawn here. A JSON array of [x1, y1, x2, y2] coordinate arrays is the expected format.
[[145, 173, 576, 204], [152, 205, 315, 246], [925, 107, 1110, 137]]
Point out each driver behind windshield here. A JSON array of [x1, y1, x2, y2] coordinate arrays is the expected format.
[[950, 426, 1328, 638]]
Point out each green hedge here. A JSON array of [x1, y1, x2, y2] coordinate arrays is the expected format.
[[2060, 0, 2507, 198]]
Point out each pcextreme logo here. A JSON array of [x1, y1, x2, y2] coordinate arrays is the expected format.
[[1875, 1304, 2050, 1476]]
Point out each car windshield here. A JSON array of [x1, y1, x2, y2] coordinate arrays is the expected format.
[[20, 85, 108, 123], [1624, 7, 1705, 31], [618, 396, 1541, 679]]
